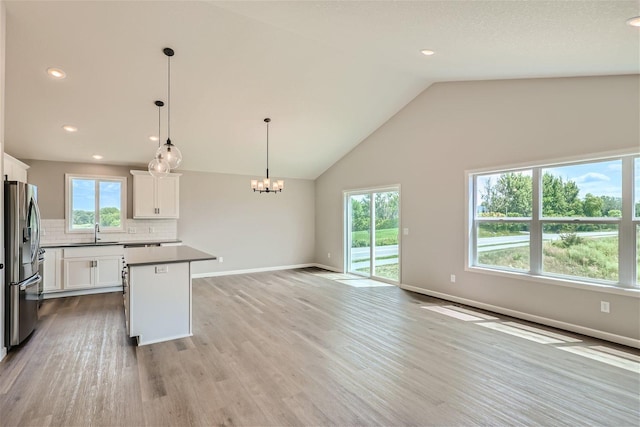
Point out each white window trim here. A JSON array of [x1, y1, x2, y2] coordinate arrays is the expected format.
[[65, 173, 127, 233], [465, 150, 639, 290]]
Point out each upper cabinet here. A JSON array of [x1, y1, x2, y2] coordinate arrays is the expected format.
[[130, 170, 181, 219], [3, 154, 29, 182]]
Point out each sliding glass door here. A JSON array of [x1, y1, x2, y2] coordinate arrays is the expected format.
[[346, 188, 400, 283]]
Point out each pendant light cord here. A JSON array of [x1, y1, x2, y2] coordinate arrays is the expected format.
[[167, 54, 171, 142], [266, 120, 269, 178], [157, 104, 161, 149]]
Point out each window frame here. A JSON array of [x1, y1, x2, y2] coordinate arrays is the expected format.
[[65, 174, 127, 233], [466, 151, 638, 290]]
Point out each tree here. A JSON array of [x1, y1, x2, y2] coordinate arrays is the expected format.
[[374, 192, 399, 229], [583, 193, 604, 217], [542, 173, 569, 217], [480, 173, 532, 216], [599, 196, 622, 217], [351, 197, 370, 232], [99, 207, 121, 227]]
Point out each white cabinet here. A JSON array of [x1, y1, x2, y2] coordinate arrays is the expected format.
[[43, 248, 62, 292], [62, 246, 124, 290], [128, 262, 191, 345], [130, 170, 180, 219], [3, 153, 29, 182]]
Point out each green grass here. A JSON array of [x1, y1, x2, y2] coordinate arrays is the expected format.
[[479, 236, 619, 281], [355, 263, 399, 281], [352, 228, 398, 247]]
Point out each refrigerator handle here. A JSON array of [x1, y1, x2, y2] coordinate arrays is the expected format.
[[19, 274, 42, 291]]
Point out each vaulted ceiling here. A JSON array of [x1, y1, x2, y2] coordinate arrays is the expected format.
[[4, 1, 639, 179]]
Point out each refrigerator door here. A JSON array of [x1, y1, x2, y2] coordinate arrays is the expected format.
[[6, 274, 41, 347], [4, 181, 42, 348], [4, 182, 40, 283]]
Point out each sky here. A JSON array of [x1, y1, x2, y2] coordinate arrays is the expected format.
[[72, 179, 122, 211], [476, 157, 639, 210], [544, 159, 622, 199]]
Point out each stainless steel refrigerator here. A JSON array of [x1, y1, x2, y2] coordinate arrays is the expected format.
[[4, 181, 41, 349]]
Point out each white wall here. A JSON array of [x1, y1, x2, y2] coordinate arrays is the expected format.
[[25, 161, 316, 275], [0, 0, 6, 361], [178, 170, 315, 275], [315, 75, 640, 344]]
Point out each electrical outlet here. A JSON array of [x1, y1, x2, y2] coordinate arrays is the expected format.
[[149, 227, 155, 233], [600, 301, 610, 313], [155, 265, 169, 274], [403, 228, 409, 236], [41, 228, 46, 236], [128, 227, 136, 234], [327, 252, 331, 258], [219, 257, 224, 263], [450, 274, 456, 283]]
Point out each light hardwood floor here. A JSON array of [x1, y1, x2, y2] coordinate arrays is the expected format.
[[1, 268, 639, 426]]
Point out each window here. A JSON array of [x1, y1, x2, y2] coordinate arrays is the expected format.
[[469, 155, 638, 288], [66, 174, 126, 232]]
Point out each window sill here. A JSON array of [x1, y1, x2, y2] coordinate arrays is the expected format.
[[465, 266, 640, 298]]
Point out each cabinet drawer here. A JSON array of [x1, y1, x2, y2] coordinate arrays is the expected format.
[[63, 245, 124, 258]]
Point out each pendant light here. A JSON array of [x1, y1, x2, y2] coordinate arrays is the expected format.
[[148, 100, 170, 178], [156, 47, 183, 169], [251, 118, 284, 193]]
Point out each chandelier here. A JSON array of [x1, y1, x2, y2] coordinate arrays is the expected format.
[[251, 118, 284, 193]]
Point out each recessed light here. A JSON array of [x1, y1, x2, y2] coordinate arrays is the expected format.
[[47, 67, 66, 79], [62, 125, 78, 132], [627, 16, 640, 27], [92, 155, 103, 160], [149, 135, 159, 142], [421, 49, 435, 56]]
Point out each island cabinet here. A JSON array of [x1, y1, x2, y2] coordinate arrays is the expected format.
[[124, 245, 216, 346], [130, 170, 181, 219]]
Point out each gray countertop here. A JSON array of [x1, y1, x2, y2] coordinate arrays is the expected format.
[[42, 239, 182, 248], [125, 245, 216, 267]]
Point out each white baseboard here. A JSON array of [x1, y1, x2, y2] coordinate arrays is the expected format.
[[312, 263, 342, 273], [401, 283, 640, 349], [192, 263, 321, 278], [43, 286, 123, 299]]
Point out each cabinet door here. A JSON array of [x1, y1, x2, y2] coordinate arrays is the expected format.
[[156, 176, 179, 218], [64, 258, 94, 289], [133, 174, 157, 218], [43, 249, 61, 292], [95, 256, 122, 287]]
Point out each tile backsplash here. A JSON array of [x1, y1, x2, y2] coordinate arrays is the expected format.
[[40, 218, 178, 245]]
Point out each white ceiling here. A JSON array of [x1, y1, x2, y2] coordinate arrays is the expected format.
[[4, 1, 639, 179]]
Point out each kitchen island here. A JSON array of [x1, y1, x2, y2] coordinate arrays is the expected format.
[[124, 245, 216, 346]]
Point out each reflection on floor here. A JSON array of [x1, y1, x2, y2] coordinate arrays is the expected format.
[[312, 272, 395, 287], [423, 304, 640, 374]]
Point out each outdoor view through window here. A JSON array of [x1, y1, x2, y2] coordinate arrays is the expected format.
[[69, 177, 123, 231], [347, 190, 399, 282], [472, 155, 638, 287]]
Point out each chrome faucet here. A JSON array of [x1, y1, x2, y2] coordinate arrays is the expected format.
[[94, 223, 101, 244]]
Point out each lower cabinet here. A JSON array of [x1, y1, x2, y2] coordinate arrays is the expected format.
[[43, 245, 124, 294], [43, 248, 62, 292], [63, 255, 122, 290]]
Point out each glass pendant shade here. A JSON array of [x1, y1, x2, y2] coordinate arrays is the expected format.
[[148, 155, 170, 178], [156, 142, 182, 169]]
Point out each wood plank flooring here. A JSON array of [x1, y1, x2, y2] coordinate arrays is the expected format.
[[1, 268, 639, 426]]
